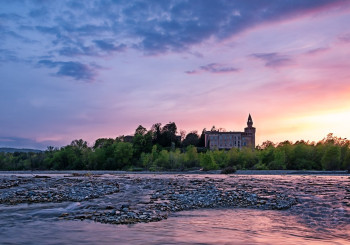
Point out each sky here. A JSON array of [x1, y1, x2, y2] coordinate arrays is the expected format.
[[1, 0, 350, 149]]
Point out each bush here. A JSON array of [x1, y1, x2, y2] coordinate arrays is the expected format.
[[221, 166, 236, 174], [200, 152, 218, 171], [253, 162, 268, 170]]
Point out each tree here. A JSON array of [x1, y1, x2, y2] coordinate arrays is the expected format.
[[212, 150, 228, 168], [169, 149, 183, 170], [46, 146, 55, 152], [133, 130, 153, 159], [93, 138, 115, 149], [151, 123, 162, 145], [197, 128, 206, 147], [69, 139, 90, 169], [200, 152, 218, 171], [135, 125, 147, 136], [321, 145, 341, 170], [91, 147, 107, 169], [227, 148, 240, 167], [179, 130, 186, 142], [291, 142, 314, 170], [240, 147, 258, 169], [70, 139, 88, 150], [342, 148, 350, 171], [183, 131, 199, 147], [184, 145, 199, 169], [159, 122, 178, 147], [51, 146, 77, 170], [268, 148, 286, 170], [114, 142, 133, 169], [258, 140, 275, 150], [154, 150, 170, 169], [257, 144, 274, 166]]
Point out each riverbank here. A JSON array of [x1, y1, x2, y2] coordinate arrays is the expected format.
[[0, 169, 348, 176]]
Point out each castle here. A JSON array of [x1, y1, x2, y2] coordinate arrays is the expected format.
[[204, 114, 256, 150]]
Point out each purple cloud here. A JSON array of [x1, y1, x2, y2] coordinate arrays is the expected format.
[[251, 53, 292, 67], [38, 60, 97, 81], [186, 63, 239, 75], [305, 47, 330, 55], [339, 33, 350, 43], [29, 7, 49, 19], [185, 70, 197, 75], [2, 0, 343, 56], [0, 136, 61, 150], [93, 40, 126, 52], [200, 63, 239, 73], [0, 49, 19, 63], [58, 46, 96, 57]]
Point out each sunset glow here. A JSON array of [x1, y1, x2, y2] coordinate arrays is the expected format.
[[1, 0, 350, 149]]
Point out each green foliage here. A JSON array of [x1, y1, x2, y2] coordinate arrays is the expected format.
[[182, 131, 199, 147], [170, 149, 184, 169], [140, 145, 159, 170], [253, 162, 268, 170], [133, 126, 153, 159], [268, 148, 286, 170], [257, 145, 274, 168], [114, 142, 133, 169], [226, 148, 241, 167], [151, 122, 180, 147], [93, 138, 114, 149], [154, 150, 170, 169], [321, 144, 341, 170], [1, 132, 350, 172], [184, 145, 199, 169], [342, 148, 350, 171], [240, 147, 258, 169], [200, 152, 218, 171], [211, 150, 227, 168]]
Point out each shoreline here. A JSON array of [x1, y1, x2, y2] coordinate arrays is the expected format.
[[0, 169, 348, 176]]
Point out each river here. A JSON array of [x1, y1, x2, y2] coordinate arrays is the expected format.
[[0, 173, 349, 244]]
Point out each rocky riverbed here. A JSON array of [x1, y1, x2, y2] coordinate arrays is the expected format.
[[0, 173, 349, 229], [0, 174, 119, 204]]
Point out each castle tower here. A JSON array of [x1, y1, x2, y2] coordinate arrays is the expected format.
[[247, 114, 253, 127], [244, 114, 256, 148]]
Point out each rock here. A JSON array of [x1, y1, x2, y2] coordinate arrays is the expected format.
[[7, 173, 347, 227]]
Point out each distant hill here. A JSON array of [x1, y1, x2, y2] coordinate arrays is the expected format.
[[0, 148, 42, 153]]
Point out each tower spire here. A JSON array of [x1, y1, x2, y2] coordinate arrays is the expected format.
[[247, 113, 253, 127]]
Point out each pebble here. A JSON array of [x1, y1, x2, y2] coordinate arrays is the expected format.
[[1, 174, 349, 228], [0, 176, 119, 204]]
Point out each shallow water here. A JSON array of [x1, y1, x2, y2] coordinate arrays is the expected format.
[[0, 174, 349, 244], [0, 206, 348, 245]]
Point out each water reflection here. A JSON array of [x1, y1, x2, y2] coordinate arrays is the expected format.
[[1, 208, 348, 245]]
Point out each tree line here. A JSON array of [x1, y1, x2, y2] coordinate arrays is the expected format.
[[0, 122, 349, 172]]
